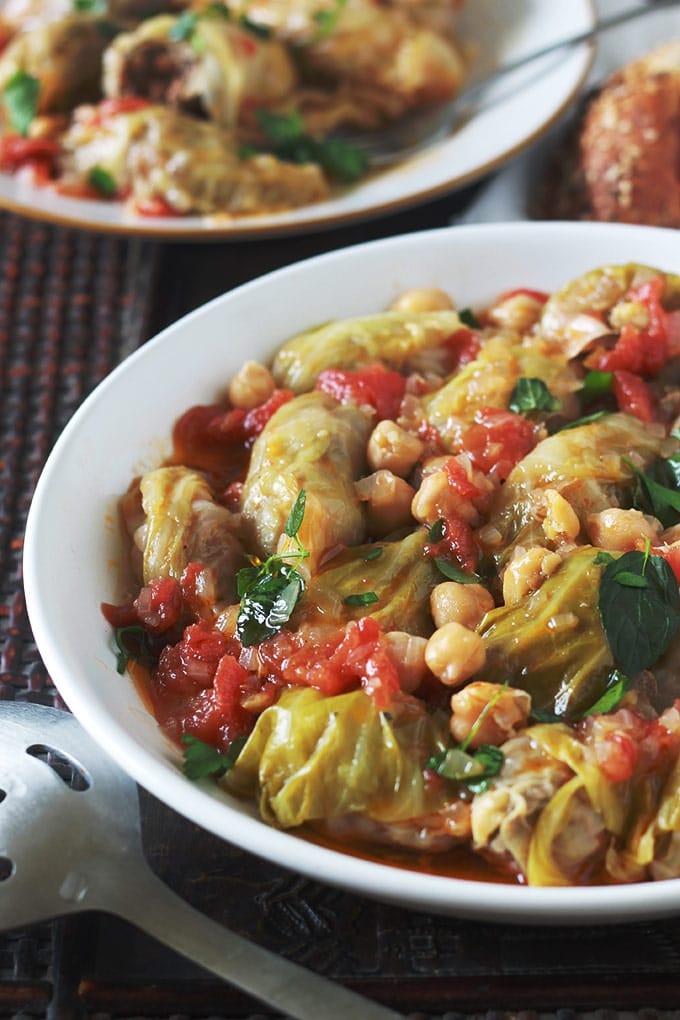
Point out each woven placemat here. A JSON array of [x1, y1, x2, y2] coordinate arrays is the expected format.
[[0, 213, 156, 711], [0, 210, 158, 1017]]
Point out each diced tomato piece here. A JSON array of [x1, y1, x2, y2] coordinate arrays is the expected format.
[[424, 511, 478, 573], [457, 407, 537, 482], [155, 622, 232, 694], [316, 364, 406, 420], [242, 388, 293, 436], [134, 576, 183, 634], [594, 276, 670, 376], [0, 136, 59, 177], [262, 617, 401, 709], [96, 97, 152, 123], [595, 730, 639, 783], [175, 654, 253, 750], [612, 369, 656, 422], [444, 457, 482, 499], [657, 543, 680, 583], [172, 389, 293, 477], [236, 33, 258, 56], [101, 599, 139, 629], [134, 196, 178, 218], [497, 288, 549, 305], [444, 328, 480, 368]]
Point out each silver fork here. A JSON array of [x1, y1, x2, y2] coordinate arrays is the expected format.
[[349, 0, 680, 166], [0, 701, 403, 1020]]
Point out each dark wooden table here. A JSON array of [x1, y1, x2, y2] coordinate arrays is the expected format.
[[4, 184, 680, 1020]]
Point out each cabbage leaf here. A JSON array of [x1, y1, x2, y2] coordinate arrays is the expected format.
[[271, 311, 462, 393], [224, 687, 449, 828]]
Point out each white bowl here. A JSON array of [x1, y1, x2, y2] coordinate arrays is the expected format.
[[23, 221, 680, 924]]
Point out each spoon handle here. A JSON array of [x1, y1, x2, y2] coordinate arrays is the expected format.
[[107, 862, 403, 1020]]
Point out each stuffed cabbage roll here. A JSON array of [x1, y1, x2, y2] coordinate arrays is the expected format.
[[295, 3, 467, 129], [271, 310, 462, 394], [295, 528, 439, 636], [137, 465, 243, 601], [0, 16, 109, 114], [538, 263, 680, 352], [103, 13, 297, 130], [479, 546, 614, 720], [1, 0, 186, 29], [225, 686, 450, 828], [479, 413, 676, 562], [59, 102, 328, 215], [507, 718, 680, 885], [422, 337, 581, 436], [240, 391, 371, 568], [219, 0, 466, 131]]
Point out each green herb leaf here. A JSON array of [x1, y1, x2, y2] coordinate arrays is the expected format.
[[427, 743, 503, 793], [556, 410, 609, 432], [581, 669, 631, 717], [181, 733, 247, 780], [509, 377, 561, 416], [285, 489, 306, 539], [3, 70, 40, 137], [613, 570, 649, 589], [237, 562, 305, 646], [169, 11, 199, 41], [72, 0, 108, 10], [581, 369, 614, 404], [598, 548, 680, 675], [458, 307, 481, 329], [434, 557, 481, 584], [257, 108, 304, 145], [428, 518, 445, 542], [240, 14, 271, 36], [236, 492, 309, 646], [343, 591, 379, 606], [312, 0, 347, 39], [625, 455, 680, 529], [88, 165, 117, 196], [363, 546, 383, 561], [113, 625, 154, 675], [255, 109, 368, 182]]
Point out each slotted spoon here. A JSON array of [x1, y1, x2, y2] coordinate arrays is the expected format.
[[0, 701, 403, 1020], [351, 0, 680, 166]]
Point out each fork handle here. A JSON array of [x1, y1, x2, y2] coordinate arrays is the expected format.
[[462, 0, 680, 103], [104, 863, 404, 1020]]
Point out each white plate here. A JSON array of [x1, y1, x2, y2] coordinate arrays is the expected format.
[[24, 220, 680, 924], [0, 0, 594, 239]]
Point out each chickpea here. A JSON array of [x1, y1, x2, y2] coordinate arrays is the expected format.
[[383, 631, 429, 693], [585, 507, 661, 551], [390, 287, 455, 313], [609, 300, 649, 331], [367, 419, 424, 477], [411, 469, 477, 526], [355, 470, 415, 536], [228, 360, 275, 410], [502, 546, 561, 607], [486, 292, 544, 331], [430, 581, 494, 630], [539, 488, 581, 543], [449, 681, 532, 749], [425, 621, 486, 688]]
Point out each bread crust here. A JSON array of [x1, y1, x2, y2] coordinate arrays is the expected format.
[[579, 43, 680, 228]]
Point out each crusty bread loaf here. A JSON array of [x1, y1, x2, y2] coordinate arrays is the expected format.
[[579, 42, 680, 227]]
